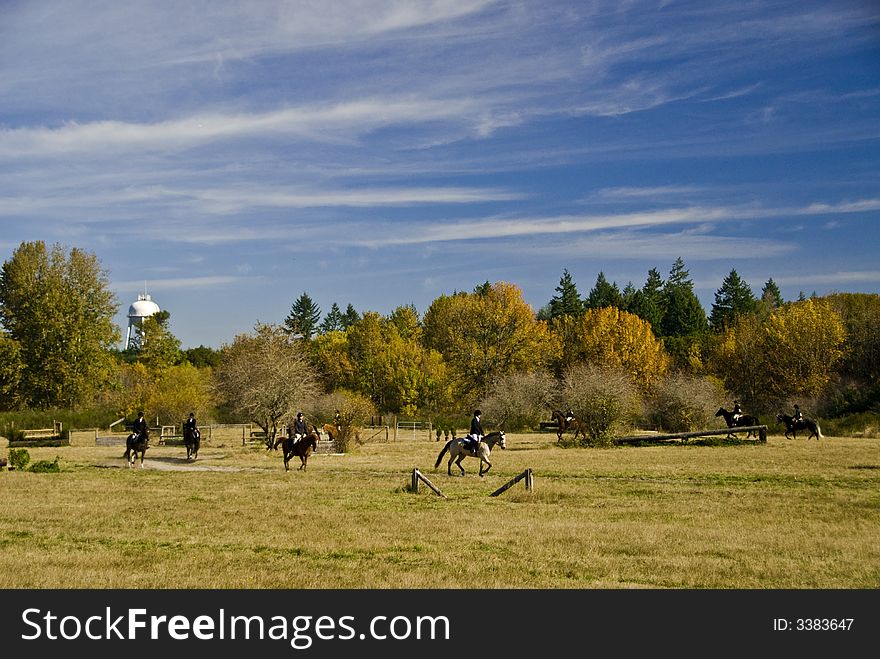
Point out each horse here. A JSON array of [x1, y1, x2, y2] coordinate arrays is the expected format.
[[434, 430, 506, 477], [550, 409, 585, 443], [275, 431, 319, 471], [122, 432, 148, 468], [776, 414, 823, 441], [322, 423, 340, 442], [715, 407, 762, 439], [184, 426, 200, 461]]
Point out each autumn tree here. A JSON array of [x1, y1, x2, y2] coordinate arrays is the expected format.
[[0, 334, 23, 409], [345, 309, 451, 415], [559, 363, 640, 446], [711, 298, 846, 413], [478, 370, 558, 431], [0, 241, 119, 408], [423, 282, 555, 402], [552, 307, 669, 390], [709, 314, 770, 412], [214, 323, 320, 440], [148, 362, 214, 426], [762, 298, 846, 403], [135, 310, 182, 374]]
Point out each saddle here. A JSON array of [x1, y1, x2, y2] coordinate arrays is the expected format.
[[463, 436, 480, 452]]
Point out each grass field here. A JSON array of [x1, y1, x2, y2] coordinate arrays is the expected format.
[[1, 431, 878, 589]]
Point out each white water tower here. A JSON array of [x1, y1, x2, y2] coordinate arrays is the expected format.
[[124, 291, 161, 350]]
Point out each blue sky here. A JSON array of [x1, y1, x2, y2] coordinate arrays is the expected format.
[[1, 1, 878, 349]]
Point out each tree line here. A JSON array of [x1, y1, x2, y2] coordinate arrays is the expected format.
[[1, 241, 878, 440]]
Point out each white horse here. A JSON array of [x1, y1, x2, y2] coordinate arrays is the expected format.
[[434, 430, 506, 477]]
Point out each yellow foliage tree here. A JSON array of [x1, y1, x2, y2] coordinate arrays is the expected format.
[[761, 298, 845, 401], [554, 307, 669, 390], [423, 282, 555, 401], [148, 362, 214, 426]]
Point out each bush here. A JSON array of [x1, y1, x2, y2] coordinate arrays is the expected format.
[[307, 390, 375, 453], [29, 456, 61, 473], [560, 364, 640, 447], [8, 447, 30, 470], [651, 373, 725, 432], [479, 370, 557, 431]]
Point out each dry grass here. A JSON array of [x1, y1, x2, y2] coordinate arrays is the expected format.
[[1, 431, 878, 589]]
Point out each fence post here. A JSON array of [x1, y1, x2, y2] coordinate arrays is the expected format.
[[411, 468, 419, 494]]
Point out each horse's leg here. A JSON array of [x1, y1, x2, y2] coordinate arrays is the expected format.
[[455, 455, 465, 476], [480, 458, 491, 477]]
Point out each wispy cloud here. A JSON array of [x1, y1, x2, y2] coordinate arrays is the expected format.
[[351, 198, 880, 247], [112, 275, 258, 293], [773, 271, 880, 287]]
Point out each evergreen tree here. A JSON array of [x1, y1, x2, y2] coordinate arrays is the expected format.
[[761, 278, 784, 309], [320, 303, 345, 333], [341, 303, 360, 330], [621, 281, 637, 311], [629, 268, 665, 331], [709, 269, 757, 331], [585, 272, 622, 309], [284, 292, 321, 339], [548, 269, 583, 319], [660, 258, 708, 337]]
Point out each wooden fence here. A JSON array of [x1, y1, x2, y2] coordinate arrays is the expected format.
[[615, 425, 767, 444]]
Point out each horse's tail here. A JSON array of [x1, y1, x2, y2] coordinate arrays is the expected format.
[[815, 422, 823, 438], [434, 440, 452, 469]]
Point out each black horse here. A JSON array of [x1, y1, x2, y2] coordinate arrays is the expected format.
[[184, 426, 200, 461], [550, 409, 585, 443], [123, 432, 148, 468], [715, 407, 761, 439], [274, 431, 319, 471], [776, 414, 823, 441]]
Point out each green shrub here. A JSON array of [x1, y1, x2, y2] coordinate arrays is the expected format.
[[8, 447, 30, 470], [651, 373, 725, 432], [29, 456, 61, 473], [560, 364, 640, 447]]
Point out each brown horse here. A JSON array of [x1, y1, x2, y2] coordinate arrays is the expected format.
[[434, 430, 506, 477], [274, 431, 319, 471], [322, 423, 339, 442], [550, 409, 585, 443]]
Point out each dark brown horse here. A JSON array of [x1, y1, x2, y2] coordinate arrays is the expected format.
[[550, 409, 585, 443], [715, 407, 761, 439], [122, 431, 148, 468], [274, 431, 319, 471], [184, 426, 200, 461], [776, 413, 823, 441]]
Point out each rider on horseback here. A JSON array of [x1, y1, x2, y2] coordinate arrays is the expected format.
[[184, 411, 198, 441], [292, 412, 308, 440], [792, 404, 804, 424], [732, 400, 743, 423], [133, 410, 149, 446], [466, 409, 484, 452]]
